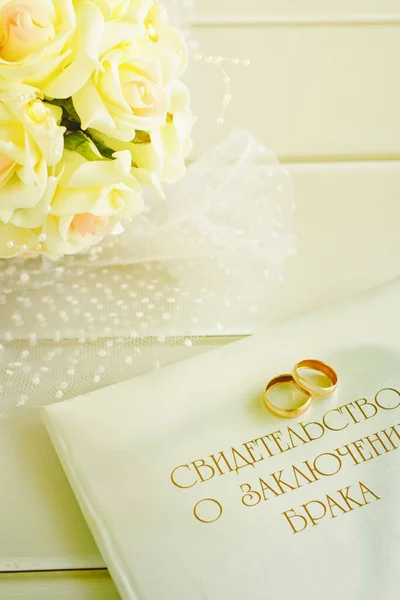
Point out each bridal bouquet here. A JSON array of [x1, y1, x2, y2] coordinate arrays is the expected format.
[[0, 0, 193, 258], [0, 0, 295, 417]]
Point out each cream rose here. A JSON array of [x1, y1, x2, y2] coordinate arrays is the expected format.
[[0, 81, 64, 257], [102, 79, 193, 184], [131, 0, 188, 78], [73, 44, 169, 142], [130, 0, 154, 22], [0, 0, 192, 260], [0, 1, 56, 62], [72, 1, 188, 141], [87, 0, 137, 20], [81, 0, 155, 21], [41, 149, 143, 256], [139, 4, 188, 78], [0, 221, 39, 257], [0, 0, 73, 85], [0, 0, 106, 100]]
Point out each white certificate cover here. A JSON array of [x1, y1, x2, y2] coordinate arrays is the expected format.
[[43, 279, 400, 600]]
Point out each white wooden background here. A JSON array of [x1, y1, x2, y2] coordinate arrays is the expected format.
[[196, 0, 400, 18], [187, 2, 400, 159], [2, 2, 400, 597]]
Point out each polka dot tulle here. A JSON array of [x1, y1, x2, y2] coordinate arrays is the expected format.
[[0, 131, 295, 416]]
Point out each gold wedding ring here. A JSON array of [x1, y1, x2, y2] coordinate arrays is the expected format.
[[292, 359, 338, 398], [264, 374, 312, 419]]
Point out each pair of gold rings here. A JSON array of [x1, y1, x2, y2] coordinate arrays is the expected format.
[[264, 359, 338, 419]]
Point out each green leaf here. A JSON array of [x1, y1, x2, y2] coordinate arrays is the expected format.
[[46, 98, 118, 161], [46, 97, 80, 124], [61, 117, 81, 131], [64, 131, 106, 162], [86, 133, 116, 160]]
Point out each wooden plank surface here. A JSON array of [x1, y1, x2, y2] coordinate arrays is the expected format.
[[267, 161, 400, 320], [194, 0, 400, 21], [186, 26, 400, 159], [0, 410, 104, 572], [0, 571, 120, 599]]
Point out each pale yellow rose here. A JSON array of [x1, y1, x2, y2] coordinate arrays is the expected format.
[[129, 3, 189, 79], [0, 0, 106, 100], [87, 0, 148, 20], [72, 0, 188, 141], [0, 1, 56, 62], [41, 149, 143, 256], [87, 1, 175, 46], [139, 4, 189, 78], [101, 79, 193, 184], [43, 0, 106, 99], [0, 0, 73, 84], [154, 79, 193, 183], [130, 0, 154, 22], [0, 81, 65, 258], [0, 221, 39, 257], [73, 45, 169, 142], [131, 1, 187, 73], [78, 0, 160, 22]]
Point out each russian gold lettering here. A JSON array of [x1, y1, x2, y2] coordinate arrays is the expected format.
[[302, 500, 327, 527], [375, 388, 400, 411], [313, 452, 343, 477], [286, 426, 308, 447], [322, 408, 348, 432], [170, 464, 197, 489], [352, 439, 374, 463], [242, 441, 265, 464], [335, 443, 362, 466], [381, 424, 400, 449], [270, 469, 298, 494], [338, 485, 363, 510], [282, 509, 308, 534], [259, 478, 281, 500], [210, 451, 235, 476], [302, 459, 322, 482], [358, 481, 381, 505], [298, 420, 325, 442], [354, 398, 378, 421], [364, 432, 391, 457], [231, 447, 255, 473], [338, 402, 360, 424], [240, 483, 261, 507], [191, 459, 215, 483], [292, 464, 316, 487], [193, 498, 223, 524], [267, 430, 291, 454], [326, 494, 348, 518], [253, 435, 276, 458]]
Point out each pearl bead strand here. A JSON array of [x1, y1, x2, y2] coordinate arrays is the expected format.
[[193, 53, 251, 125]]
